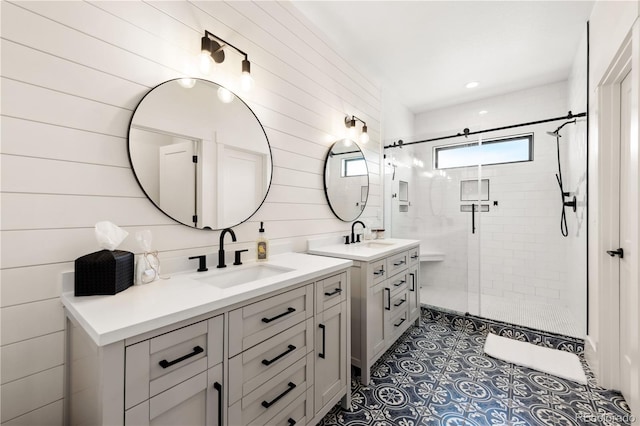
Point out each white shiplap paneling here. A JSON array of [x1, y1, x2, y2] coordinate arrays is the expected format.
[[0, 1, 381, 422]]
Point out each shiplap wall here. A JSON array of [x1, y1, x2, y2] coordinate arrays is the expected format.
[[0, 1, 382, 423]]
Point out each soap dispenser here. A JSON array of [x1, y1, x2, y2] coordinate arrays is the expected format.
[[256, 221, 269, 261]]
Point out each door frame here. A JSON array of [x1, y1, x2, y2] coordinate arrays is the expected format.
[[589, 20, 640, 416]]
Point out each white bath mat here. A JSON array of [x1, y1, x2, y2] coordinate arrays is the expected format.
[[484, 333, 587, 384]]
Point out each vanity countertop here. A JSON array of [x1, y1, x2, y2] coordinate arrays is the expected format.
[[307, 238, 420, 262], [61, 252, 352, 347]]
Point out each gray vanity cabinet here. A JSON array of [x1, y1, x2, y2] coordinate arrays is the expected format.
[[66, 268, 350, 426], [350, 245, 420, 385]]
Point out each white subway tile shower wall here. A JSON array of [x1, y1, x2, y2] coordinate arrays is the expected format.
[[0, 2, 383, 422], [391, 82, 580, 313]]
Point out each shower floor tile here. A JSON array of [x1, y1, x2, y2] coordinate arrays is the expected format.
[[421, 286, 583, 338], [318, 307, 633, 426]]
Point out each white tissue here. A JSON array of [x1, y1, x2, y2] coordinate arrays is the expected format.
[[95, 221, 128, 251]]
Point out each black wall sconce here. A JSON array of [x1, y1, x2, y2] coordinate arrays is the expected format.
[[200, 30, 253, 91], [345, 115, 369, 143]]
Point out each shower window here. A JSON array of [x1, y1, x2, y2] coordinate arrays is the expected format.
[[342, 157, 367, 177], [434, 134, 533, 169]]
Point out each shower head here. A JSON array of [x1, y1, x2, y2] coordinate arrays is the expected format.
[[547, 130, 560, 137], [548, 119, 577, 138]]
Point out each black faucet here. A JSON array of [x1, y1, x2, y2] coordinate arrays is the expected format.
[[351, 220, 366, 243], [217, 228, 237, 268]]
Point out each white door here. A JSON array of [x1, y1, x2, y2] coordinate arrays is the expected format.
[[159, 140, 196, 226], [618, 70, 632, 400], [219, 146, 265, 226]]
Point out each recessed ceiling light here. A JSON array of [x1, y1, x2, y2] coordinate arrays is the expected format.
[[479, 110, 488, 115], [465, 81, 479, 89]]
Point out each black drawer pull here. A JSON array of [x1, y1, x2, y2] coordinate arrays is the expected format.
[[411, 254, 419, 260], [261, 382, 296, 408], [213, 382, 222, 426], [394, 317, 406, 327], [393, 260, 405, 266], [324, 288, 343, 297], [262, 307, 296, 323], [262, 344, 296, 366], [288, 419, 296, 426], [373, 269, 385, 276], [394, 298, 406, 307], [319, 324, 326, 359], [158, 346, 203, 369], [384, 288, 391, 311], [393, 279, 405, 287], [409, 273, 416, 291]]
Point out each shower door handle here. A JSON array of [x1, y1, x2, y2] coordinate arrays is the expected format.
[[606, 248, 624, 258], [471, 203, 476, 234]]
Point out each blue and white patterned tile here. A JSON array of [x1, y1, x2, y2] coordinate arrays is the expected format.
[[318, 306, 633, 426]]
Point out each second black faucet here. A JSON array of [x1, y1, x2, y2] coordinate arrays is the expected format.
[[218, 228, 237, 268]]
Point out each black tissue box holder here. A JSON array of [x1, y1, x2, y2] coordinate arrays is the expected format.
[[74, 249, 134, 296]]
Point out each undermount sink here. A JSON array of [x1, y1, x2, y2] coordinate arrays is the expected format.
[[360, 241, 396, 249], [192, 264, 295, 289]]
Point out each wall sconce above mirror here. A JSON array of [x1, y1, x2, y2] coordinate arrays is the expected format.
[[128, 79, 272, 230], [344, 115, 369, 144], [199, 30, 254, 92], [323, 139, 369, 222]]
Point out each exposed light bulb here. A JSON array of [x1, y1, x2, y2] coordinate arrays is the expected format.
[[343, 138, 353, 147], [347, 126, 357, 140], [199, 52, 213, 74], [360, 131, 369, 144], [217, 87, 235, 103], [178, 78, 196, 89], [240, 72, 254, 92]]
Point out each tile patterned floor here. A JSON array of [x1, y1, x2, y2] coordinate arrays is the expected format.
[[319, 306, 634, 426]]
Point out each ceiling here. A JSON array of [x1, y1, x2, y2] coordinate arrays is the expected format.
[[292, 1, 595, 114]]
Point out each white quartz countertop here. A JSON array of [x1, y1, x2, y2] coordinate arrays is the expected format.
[[307, 238, 420, 262], [61, 252, 352, 347]]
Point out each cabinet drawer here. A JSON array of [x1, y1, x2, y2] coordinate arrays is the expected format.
[[388, 270, 408, 295], [229, 284, 313, 357], [125, 320, 209, 409], [316, 272, 347, 313], [388, 288, 409, 318], [408, 246, 420, 265], [387, 251, 409, 276], [385, 306, 409, 342], [264, 389, 314, 426], [228, 353, 312, 426], [229, 318, 313, 405], [369, 258, 386, 285]]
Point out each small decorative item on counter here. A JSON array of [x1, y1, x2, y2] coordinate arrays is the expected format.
[[134, 230, 161, 285], [371, 228, 385, 239], [74, 221, 134, 296], [256, 221, 269, 261]]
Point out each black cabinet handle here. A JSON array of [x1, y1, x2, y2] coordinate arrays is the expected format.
[[394, 317, 406, 327], [411, 253, 419, 260], [393, 279, 405, 287], [261, 382, 296, 408], [394, 298, 406, 307], [409, 273, 416, 291], [262, 344, 296, 366], [393, 260, 405, 266], [213, 381, 222, 426], [384, 288, 391, 311], [607, 248, 624, 258], [319, 324, 326, 359], [262, 307, 295, 323], [158, 346, 203, 369], [324, 288, 343, 296], [472, 203, 476, 234], [288, 419, 296, 426], [373, 268, 385, 276]]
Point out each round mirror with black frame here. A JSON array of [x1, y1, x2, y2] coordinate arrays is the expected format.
[[323, 139, 369, 222], [128, 78, 272, 230]]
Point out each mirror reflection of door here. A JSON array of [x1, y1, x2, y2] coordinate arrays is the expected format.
[[219, 145, 267, 228], [159, 139, 197, 226]]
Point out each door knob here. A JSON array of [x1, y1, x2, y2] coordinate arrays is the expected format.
[[606, 248, 624, 258]]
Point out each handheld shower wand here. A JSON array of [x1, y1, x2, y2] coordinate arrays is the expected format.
[[548, 120, 577, 237]]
